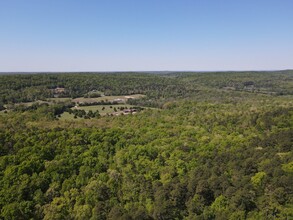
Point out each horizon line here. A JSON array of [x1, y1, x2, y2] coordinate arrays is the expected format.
[[0, 69, 292, 74]]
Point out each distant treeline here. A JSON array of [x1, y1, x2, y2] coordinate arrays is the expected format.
[[0, 71, 292, 109]]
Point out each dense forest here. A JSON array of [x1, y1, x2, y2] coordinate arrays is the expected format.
[[0, 71, 292, 219]]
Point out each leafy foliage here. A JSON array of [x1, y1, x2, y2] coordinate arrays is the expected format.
[[0, 71, 292, 219]]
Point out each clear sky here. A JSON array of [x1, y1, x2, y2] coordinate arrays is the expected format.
[[0, 0, 292, 71]]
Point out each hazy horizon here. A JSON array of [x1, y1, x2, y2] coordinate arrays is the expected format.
[[1, 0, 293, 72], [0, 69, 293, 74]]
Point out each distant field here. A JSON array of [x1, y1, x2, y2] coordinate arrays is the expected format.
[[59, 112, 83, 120], [72, 94, 145, 103], [2, 94, 146, 120], [75, 104, 134, 114], [46, 98, 72, 102], [60, 104, 136, 120], [46, 94, 145, 104], [3, 94, 145, 110], [13, 100, 50, 107]]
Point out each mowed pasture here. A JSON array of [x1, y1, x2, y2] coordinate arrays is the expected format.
[[72, 94, 145, 104], [1, 94, 146, 119], [60, 104, 136, 120], [2, 94, 145, 109], [74, 104, 134, 114], [46, 97, 72, 103]]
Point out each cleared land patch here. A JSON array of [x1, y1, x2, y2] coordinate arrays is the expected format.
[[74, 104, 134, 114], [60, 104, 140, 120], [72, 94, 145, 104]]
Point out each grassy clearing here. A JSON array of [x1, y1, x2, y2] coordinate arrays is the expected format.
[[46, 98, 72, 103], [59, 112, 84, 120], [72, 94, 145, 103], [74, 104, 133, 114], [9, 94, 145, 108], [12, 100, 50, 107], [60, 104, 137, 120]]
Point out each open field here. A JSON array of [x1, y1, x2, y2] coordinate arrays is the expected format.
[[46, 94, 145, 104], [12, 100, 50, 107], [46, 97, 72, 103], [72, 94, 145, 104], [59, 112, 83, 120], [1, 94, 145, 111], [74, 104, 134, 113], [60, 104, 138, 120]]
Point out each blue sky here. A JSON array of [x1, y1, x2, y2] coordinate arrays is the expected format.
[[0, 0, 292, 71]]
